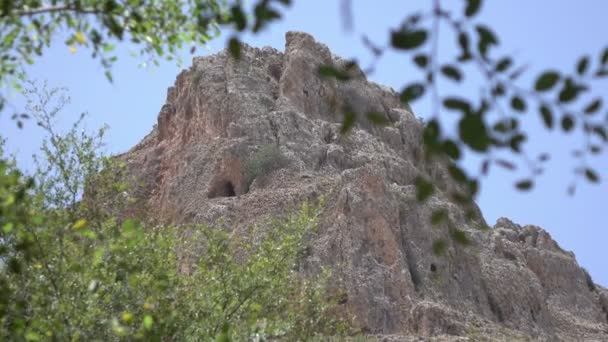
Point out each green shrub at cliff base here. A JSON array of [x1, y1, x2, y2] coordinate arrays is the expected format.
[[0, 85, 346, 340]]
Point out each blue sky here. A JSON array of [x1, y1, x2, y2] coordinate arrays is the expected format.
[[1, 1, 607, 285]]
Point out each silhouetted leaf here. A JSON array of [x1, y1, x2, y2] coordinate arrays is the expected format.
[[584, 98, 602, 115], [602, 47, 608, 65], [448, 165, 467, 183], [510, 96, 526, 112], [534, 71, 559, 91], [413, 54, 428, 68], [457, 32, 472, 61], [400, 83, 425, 102], [476, 25, 498, 58], [231, 5, 247, 31], [459, 114, 490, 152], [415, 177, 434, 202], [442, 140, 461, 160], [509, 133, 526, 153], [423, 119, 441, 148], [515, 179, 533, 191], [465, 0, 482, 17], [443, 97, 471, 114], [441, 65, 463, 82], [539, 104, 554, 129], [585, 168, 599, 183], [495, 57, 512, 72], [228, 37, 241, 59], [391, 29, 427, 50], [577, 55, 590, 75], [558, 79, 583, 103], [495, 159, 516, 170], [561, 114, 575, 132]]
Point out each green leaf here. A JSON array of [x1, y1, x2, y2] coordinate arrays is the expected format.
[[457, 32, 472, 61], [476, 25, 498, 58], [340, 110, 357, 134], [585, 168, 599, 183], [509, 133, 526, 153], [432, 239, 447, 256], [601, 47, 608, 65], [584, 98, 602, 114], [495, 57, 512, 72], [448, 165, 467, 183], [576, 55, 590, 75], [105, 70, 113, 83], [561, 114, 575, 132], [515, 179, 533, 191], [534, 71, 559, 91], [231, 5, 247, 31], [441, 140, 461, 160], [366, 112, 389, 126], [440, 65, 463, 82], [400, 83, 425, 103], [228, 37, 241, 59], [465, 0, 482, 17], [413, 54, 429, 68], [459, 114, 490, 152], [415, 177, 434, 202], [510, 96, 526, 112], [423, 119, 441, 148], [391, 29, 428, 50], [443, 97, 471, 114], [539, 104, 554, 129], [558, 79, 583, 103], [143, 315, 154, 330]]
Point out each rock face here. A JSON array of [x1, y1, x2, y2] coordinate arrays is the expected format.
[[119, 32, 608, 340]]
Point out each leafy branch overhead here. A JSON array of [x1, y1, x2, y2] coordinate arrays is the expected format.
[[314, 0, 607, 200]]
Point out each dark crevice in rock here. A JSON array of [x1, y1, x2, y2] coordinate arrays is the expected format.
[[487, 292, 504, 323], [430, 263, 437, 272], [208, 180, 236, 198], [405, 249, 422, 292]]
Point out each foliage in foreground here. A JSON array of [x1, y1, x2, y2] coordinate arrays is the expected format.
[[0, 85, 344, 341]]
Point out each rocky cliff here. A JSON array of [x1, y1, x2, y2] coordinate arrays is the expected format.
[[118, 32, 608, 341]]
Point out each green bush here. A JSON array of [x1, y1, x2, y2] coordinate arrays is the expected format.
[[245, 144, 288, 187], [0, 85, 346, 341]]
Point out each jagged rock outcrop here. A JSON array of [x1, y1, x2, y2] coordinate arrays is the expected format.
[[118, 32, 608, 341]]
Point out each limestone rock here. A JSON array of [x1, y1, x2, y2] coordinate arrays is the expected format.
[[118, 32, 608, 341]]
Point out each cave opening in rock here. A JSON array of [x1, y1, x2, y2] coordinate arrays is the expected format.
[[208, 180, 236, 198]]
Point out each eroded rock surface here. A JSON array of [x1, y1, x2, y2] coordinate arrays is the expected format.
[[119, 32, 608, 341]]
